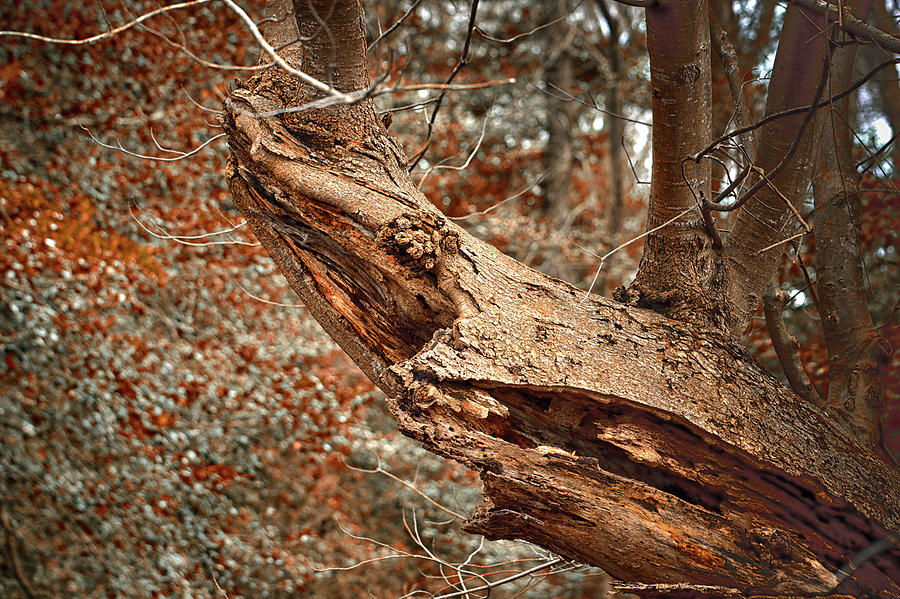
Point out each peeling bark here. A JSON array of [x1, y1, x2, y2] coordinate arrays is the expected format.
[[220, 1, 900, 595]]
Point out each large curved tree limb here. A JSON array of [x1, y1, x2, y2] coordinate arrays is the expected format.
[[221, 0, 900, 595]]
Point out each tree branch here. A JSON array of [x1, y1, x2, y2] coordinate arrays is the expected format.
[[220, 1, 900, 594], [792, 0, 900, 54], [763, 281, 823, 406], [722, 2, 832, 335], [812, 5, 894, 449]]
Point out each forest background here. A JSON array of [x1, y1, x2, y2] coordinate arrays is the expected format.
[[0, 0, 898, 597]]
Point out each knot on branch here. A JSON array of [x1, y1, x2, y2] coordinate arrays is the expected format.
[[378, 213, 459, 272]]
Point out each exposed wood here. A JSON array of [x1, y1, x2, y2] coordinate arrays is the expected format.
[[220, 1, 900, 596]]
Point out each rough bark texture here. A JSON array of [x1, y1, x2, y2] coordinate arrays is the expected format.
[[813, 27, 893, 451], [220, 1, 900, 596]]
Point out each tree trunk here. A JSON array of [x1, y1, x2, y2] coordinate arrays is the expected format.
[[813, 7, 893, 454], [541, 0, 577, 228], [620, 0, 720, 328], [222, 1, 900, 596], [596, 0, 626, 240]]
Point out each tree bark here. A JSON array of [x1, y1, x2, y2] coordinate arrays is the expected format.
[[620, 0, 721, 329], [221, 1, 900, 595], [813, 17, 893, 451], [724, 4, 831, 335]]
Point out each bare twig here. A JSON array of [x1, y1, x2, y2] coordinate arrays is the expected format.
[[0, 0, 214, 44], [692, 58, 900, 162], [449, 172, 546, 220], [834, 531, 900, 587], [238, 285, 305, 308], [416, 105, 492, 188], [408, 0, 481, 171], [792, 0, 900, 53], [367, 0, 426, 53], [623, 138, 650, 184], [344, 457, 467, 520], [130, 207, 259, 248], [84, 127, 226, 162], [579, 206, 697, 301], [538, 81, 652, 126], [752, 230, 811, 255], [221, 0, 353, 101], [476, 5, 575, 43], [237, 78, 514, 119], [433, 557, 565, 599]]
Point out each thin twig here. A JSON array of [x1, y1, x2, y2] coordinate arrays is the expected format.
[[238, 285, 305, 308], [692, 58, 900, 162], [130, 207, 259, 247], [417, 105, 492, 188], [408, 0, 481, 171], [221, 0, 353, 101], [752, 230, 811, 255], [344, 457, 467, 520], [476, 4, 577, 43], [833, 531, 900, 587], [449, 172, 546, 220], [2, 507, 35, 599], [84, 127, 226, 162], [0, 0, 214, 44], [367, 0, 426, 53], [704, 56, 831, 215], [433, 558, 565, 599]]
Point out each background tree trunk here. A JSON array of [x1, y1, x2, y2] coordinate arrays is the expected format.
[[542, 0, 577, 228]]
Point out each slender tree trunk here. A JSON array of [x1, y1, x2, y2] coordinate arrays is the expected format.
[[594, 0, 626, 297], [723, 4, 831, 334], [596, 0, 626, 241], [618, 0, 722, 329], [813, 6, 893, 450]]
